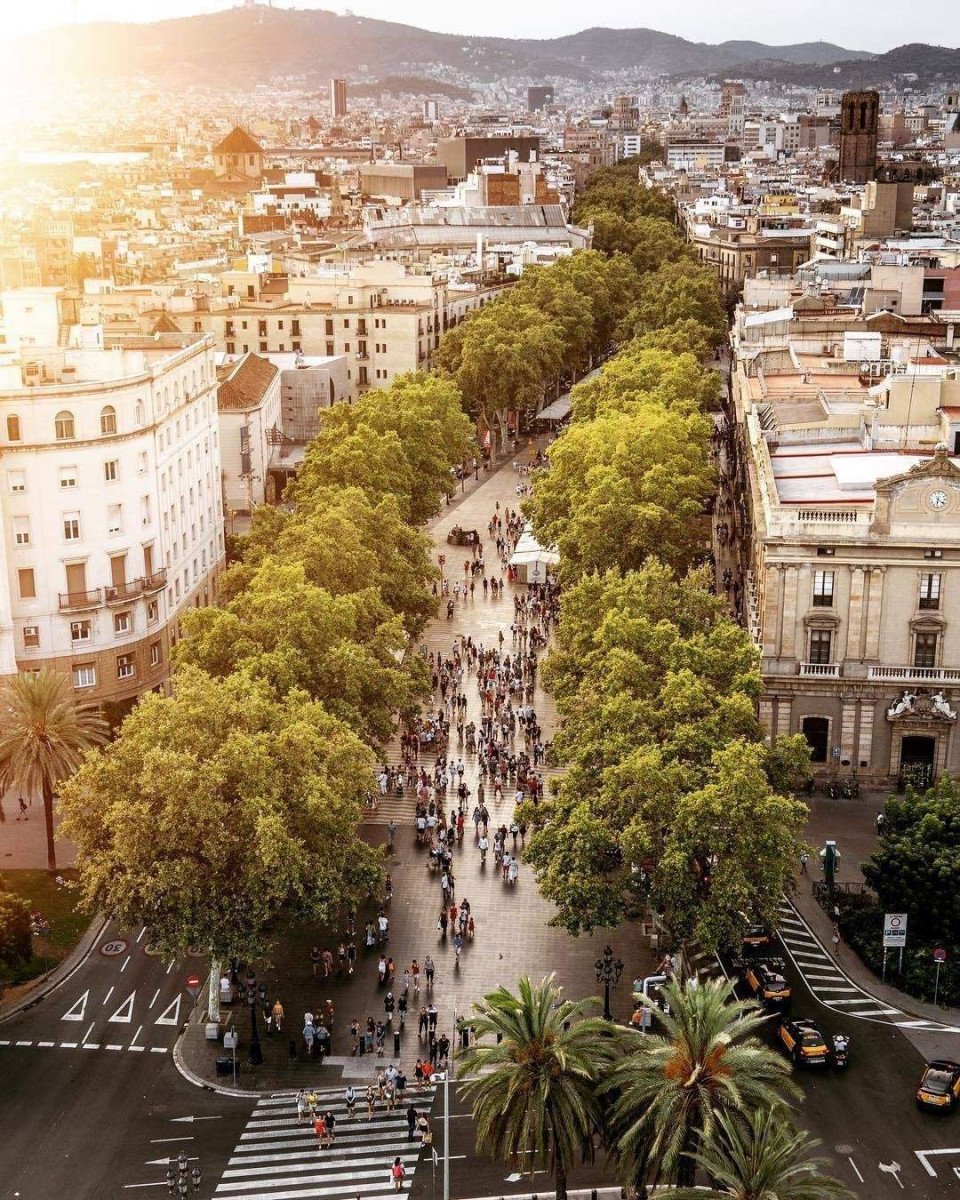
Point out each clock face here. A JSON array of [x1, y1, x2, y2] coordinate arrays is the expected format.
[[929, 490, 948, 511]]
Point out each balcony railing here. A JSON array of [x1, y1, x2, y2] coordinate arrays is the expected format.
[[799, 661, 841, 677], [105, 580, 144, 605], [59, 588, 102, 612], [141, 569, 167, 594], [867, 665, 960, 684]]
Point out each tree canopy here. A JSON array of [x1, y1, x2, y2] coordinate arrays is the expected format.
[[59, 669, 381, 961]]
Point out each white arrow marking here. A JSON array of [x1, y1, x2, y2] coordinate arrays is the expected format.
[[144, 1157, 197, 1166], [915, 1149, 960, 1178], [108, 991, 136, 1023], [879, 1161, 905, 1189], [154, 995, 181, 1026], [61, 990, 89, 1022], [149, 1137, 194, 1144], [170, 1115, 221, 1123]]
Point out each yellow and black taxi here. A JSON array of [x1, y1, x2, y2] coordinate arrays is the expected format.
[[742, 923, 775, 953], [742, 959, 792, 1010], [778, 1018, 830, 1067], [916, 1059, 960, 1112]]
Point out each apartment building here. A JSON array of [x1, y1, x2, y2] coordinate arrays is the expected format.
[[731, 324, 960, 787], [0, 288, 225, 717]]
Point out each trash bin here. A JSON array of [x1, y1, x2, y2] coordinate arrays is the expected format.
[[215, 1055, 238, 1078]]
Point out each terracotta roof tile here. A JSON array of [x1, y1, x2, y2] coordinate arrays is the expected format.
[[217, 352, 279, 412]]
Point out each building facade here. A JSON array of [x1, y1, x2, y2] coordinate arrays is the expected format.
[[838, 90, 879, 184], [0, 289, 225, 716]]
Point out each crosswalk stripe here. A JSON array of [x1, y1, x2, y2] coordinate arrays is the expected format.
[[811, 986, 860, 993], [230, 1143, 417, 1168], [846, 1008, 900, 1017], [215, 1182, 408, 1200], [216, 1167, 415, 1194], [223, 1151, 422, 1179]]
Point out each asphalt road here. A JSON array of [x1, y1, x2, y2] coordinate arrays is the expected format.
[[0, 921, 253, 1200]]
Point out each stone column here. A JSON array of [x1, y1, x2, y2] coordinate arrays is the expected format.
[[764, 565, 783, 658], [863, 567, 886, 661], [856, 703, 874, 770], [759, 697, 775, 740], [840, 700, 857, 765], [845, 566, 867, 662], [775, 696, 793, 738], [780, 565, 800, 660]]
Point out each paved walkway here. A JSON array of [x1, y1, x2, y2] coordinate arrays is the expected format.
[[182, 450, 653, 1094]]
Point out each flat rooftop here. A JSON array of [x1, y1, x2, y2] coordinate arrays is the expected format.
[[769, 449, 957, 504]]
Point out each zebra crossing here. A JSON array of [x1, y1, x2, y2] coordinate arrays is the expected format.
[[214, 1084, 436, 1200], [776, 898, 960, 1033]]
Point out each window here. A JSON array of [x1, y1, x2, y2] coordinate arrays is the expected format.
[[63, 513, 81, 541], [915, 632, 938, 669], [919, 573, 941, 610], [226, 341, 235, 355], [107, 504, 122, 535], [13, 516, 30, 546], [18, 568, 35, 599], [6, 414, 21, 442], [114, 610, 131, 635], [150, 640, 162, 667], [104, 459, 119, 483], [100, 405, 117, 435], [147, 599, 159, 624], [8, 470, 25, 493], [135, 400, 144, 426], [55, 410, 75, 440], [117, 654, 135, 680], [259, 341, 268, 353], [59, 465, 78, 490], [325, 319, 334, 335], [812, 570, 834, 606], [22, 625, 40, 649], [808, 630, 832, 664], [258, 320, 267, 337], [326, 341, 335, 356], [70, 620, 91, 643], [72, 664, 96, 689], [137, 451, 147, 475]]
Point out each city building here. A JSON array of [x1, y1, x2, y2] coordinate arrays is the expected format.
[[216, 352, 280, 514], [731, 317, 960, 786], [437, 136, 541, 182], [211, 127, 264, 181], [359, 163, 449, 203], [838, 90, 879, 184], [0, 288, 225, 717], [329, 78, 348, 120], [527, 86, 555, 113]]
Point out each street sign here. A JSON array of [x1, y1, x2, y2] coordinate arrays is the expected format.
[[933, 948, 948, 963], [185, 974, 201, 1000], [883, 912, 908, 948]]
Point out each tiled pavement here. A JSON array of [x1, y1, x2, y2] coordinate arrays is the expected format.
[[186, 450, 656, 1097]]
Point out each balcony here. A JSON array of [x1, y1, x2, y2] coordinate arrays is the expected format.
[[867, 665, 960, 685], [141, 569, 167, 594], [105, 580, 144, 605], [798, 662, 841, 677], [59, 588, 102, 613]]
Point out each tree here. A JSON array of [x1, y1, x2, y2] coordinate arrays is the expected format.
[[0, 670, 108, 873], [0, 889, 32, 970], [672, 1108, 854, 1200], [862, 776, 960, 945], [570, 346, 718, 423], [606, 979, 798, 1190], [58, 668, 381, 1018], [527, 405, 714, 582], [457, 975, 618, 1200], [623, 259, 728, 349]]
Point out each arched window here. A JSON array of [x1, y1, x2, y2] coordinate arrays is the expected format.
[[191, 371, 196, 394], [55, 410, 75, 440], [135, 399, 145, 426], [100, 405, 117, 435], [6, 414, 21, 442]]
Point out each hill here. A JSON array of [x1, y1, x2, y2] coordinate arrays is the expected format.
[[9, 8, 876, 88]]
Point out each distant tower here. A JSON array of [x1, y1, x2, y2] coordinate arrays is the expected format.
[[678, 94, 689, 118], [838, 89, 879, 183], [330, 79, 347, 120]]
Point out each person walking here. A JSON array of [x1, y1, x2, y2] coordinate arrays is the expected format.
[[271, 998, 284, 1033], [345, 1085, 356, 1119], [406, 1102, 418, 1141], [425, 954, 435, 989], [799, 851, 809, 875], [411, 958, 421, 992], [302, 1015, 315, 1057], [313, 1113, 326, 1152], [391, 1157, 406, 1192], [366, 1084, 377, 1120]]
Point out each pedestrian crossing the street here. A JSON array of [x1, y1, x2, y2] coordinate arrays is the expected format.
[[776, 899, 960, 1034], [215, 1084, 437, 1199]]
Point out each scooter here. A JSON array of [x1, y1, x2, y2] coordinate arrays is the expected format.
[[832, 1033, 850, 1069]]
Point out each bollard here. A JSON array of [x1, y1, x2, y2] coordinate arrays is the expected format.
[[394, 1029, 401, 1057]]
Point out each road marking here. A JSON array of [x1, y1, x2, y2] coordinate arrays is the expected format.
[[136, 926, 147, 943], [128, 1045, 145, 1052], [811, 986, 860, 993], [38, 1041, 55, 1047], [120, 955, 131, 973], [148, 989, 160, 1010], [166, 960, 174, 974], [80, 1021, 95, 1044], [59, 1042, 78, 1048], [915, 1149, 960, 1178], [847, 1008, 900, 1017], [879, 1161, 905, 1189], [848, 1157, 864, 1183], [155, 996, 181, 1026], [172, 1115, 222, 1123], [102, 985, 115, 1007], [130, 1024, 144, 1047], [106, 1044, 123, 1051], [0, 1040, 9, 1046], [150, 1136, 195, 1143], [62, 990, 89, 1022], [15, 1040, 33, 1046], [83, 1043, 100, 1050], [109, 990, 137, 1023], [150, 1046, 168, 1053], [123, 1184, 168, 1190]]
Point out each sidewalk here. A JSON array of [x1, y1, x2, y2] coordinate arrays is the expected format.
[[179, 449, 655, 1093], [0, 794, 77, 870]]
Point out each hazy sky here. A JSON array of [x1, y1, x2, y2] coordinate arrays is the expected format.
[[8, 0, 947, 53]]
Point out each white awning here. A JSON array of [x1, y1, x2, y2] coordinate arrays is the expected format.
[[536, 396, 573, 422]]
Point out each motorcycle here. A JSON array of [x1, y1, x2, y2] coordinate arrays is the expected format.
[[832, 1033, 850, 1069]]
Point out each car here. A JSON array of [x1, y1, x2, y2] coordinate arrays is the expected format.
[[742, 923, 775, 953], [916, 1059, 960, 1111], [742, 959, 791, 1009], [778, 1018, 830, 1067]]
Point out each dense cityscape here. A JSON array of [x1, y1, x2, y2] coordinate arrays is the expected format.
[[0, 4, 959, 1198]]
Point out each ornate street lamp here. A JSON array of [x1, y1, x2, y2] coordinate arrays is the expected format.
[[245, 977, 264, 1066], [595, 945, 624, 1021], [166, 1151, 201, 1195]]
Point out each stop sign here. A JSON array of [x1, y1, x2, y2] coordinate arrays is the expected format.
[[933, 948, 948, 963]]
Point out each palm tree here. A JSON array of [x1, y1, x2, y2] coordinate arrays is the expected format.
[[0, 670, 108, 873], [457, 974, 619, 1200], [605, 978, 799, 1190], [672, 1107, 855, 1200]]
